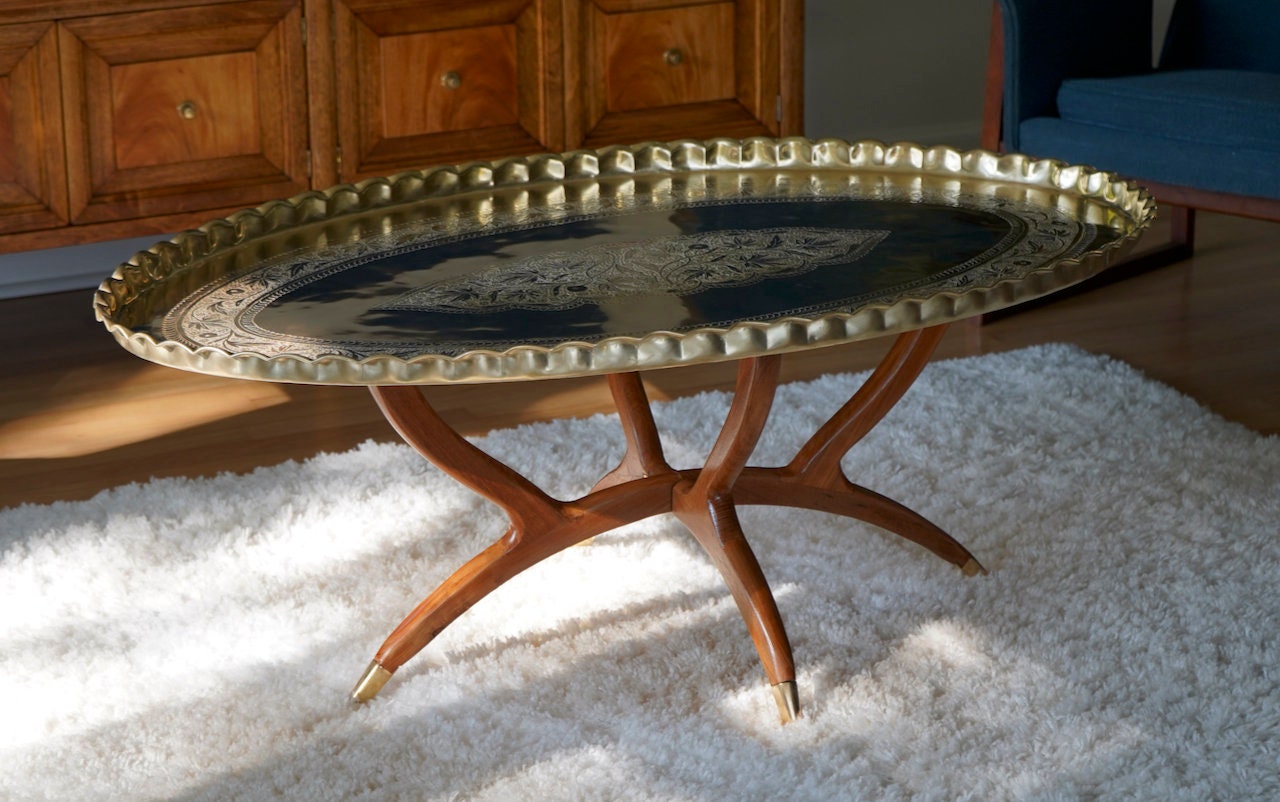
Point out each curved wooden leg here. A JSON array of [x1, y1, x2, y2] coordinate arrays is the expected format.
[[675, 493, 801, 722], [355, 386, 679, 702], [789, 326, 949, 485], [733, 469, 984, 575], [370, 386, 562, 534], [753, 325, 986, 575], [592, 372, 674, 492], [671, 356, 800, 723], [353, 475, 681, 701]]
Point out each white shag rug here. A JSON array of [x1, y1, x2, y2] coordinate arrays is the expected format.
[[2, 344, 1279, 801]]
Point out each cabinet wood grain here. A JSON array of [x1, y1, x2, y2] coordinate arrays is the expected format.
[[603, 4, 736, 113], [0, 0, 801, 254], [566, 0, 788, 148], [0, 21, 67, 234], [333, 0, 561, 181]]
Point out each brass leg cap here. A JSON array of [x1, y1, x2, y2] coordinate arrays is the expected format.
[[771, 680, 801, 724], [350, 660, 393, 703], [961, 558, 988, 577]]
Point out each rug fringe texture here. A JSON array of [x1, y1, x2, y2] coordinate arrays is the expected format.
[[2, 344, 1278, 800]]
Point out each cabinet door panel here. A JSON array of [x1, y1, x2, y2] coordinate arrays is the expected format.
[[59, 0, 309, 225], [380, 25, 520, 137], [0, 21, 67, 234], [333, 0, 560, 182], [603, 4, 734, 112], [111, 53, 262, 169], [567, 0, 784, 148]]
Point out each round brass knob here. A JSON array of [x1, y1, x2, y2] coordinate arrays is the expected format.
[[177, 101, 197, 120], [440, 71, 462, 90], [663, 48, 684, 66]]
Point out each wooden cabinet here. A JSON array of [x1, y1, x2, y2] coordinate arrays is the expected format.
[[0, 0, 801, 253]]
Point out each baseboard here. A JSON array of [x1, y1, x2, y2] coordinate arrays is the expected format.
[[0, 234, 169, 300]]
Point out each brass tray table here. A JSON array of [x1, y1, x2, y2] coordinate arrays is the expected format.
[[95, 138, 1154, 723]]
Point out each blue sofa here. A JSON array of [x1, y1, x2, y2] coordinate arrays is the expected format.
[[982, 0, 1280, 275]]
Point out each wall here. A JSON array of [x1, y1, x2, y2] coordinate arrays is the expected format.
[[804, 0, 991, 147], [803, 0, 1179, 146]]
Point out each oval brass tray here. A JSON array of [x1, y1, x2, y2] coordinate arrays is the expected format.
[[93, 138, 1155, 385]]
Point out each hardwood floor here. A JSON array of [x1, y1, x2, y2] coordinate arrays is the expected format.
[[1, 211, 1276, 510]]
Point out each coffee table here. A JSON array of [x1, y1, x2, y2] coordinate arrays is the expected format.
[[94, 138, 1153, 723]]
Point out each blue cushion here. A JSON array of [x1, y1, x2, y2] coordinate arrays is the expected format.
[[1055, 70, 1280, 152], [1019, 117, 1280, 200]]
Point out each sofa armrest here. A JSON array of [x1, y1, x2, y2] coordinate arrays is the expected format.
[[997, 0, 1153, 149], [1160, 0, 1280, 73]]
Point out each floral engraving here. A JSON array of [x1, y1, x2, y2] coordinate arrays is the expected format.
[[376, 227, 890, 314], [160, 190, 1095, 360]]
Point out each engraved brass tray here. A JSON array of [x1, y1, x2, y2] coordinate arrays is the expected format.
[[93, 138, 1155, 384]]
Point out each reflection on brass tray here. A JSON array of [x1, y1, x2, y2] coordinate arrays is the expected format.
[[377, 227, 890, 314]]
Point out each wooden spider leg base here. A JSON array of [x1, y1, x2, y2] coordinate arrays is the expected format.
[[351, 324, 983, 725]]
